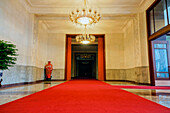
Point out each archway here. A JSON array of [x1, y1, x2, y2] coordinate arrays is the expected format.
[[65, 34, 106, 81]]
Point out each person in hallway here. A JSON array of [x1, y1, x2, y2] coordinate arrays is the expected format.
[[45, 61, 53, 81]]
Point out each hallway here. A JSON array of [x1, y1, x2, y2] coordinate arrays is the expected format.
[[0, 0, 170, 112]]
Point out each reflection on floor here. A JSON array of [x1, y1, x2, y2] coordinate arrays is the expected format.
[[124, 89, 170, 108], [0, 81, 170, 109], [0, 81, 65, 105], [105, 81, 146, 86], [106, 81, 170, 108]]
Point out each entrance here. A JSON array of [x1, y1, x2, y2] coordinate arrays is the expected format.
[[71, 45, 98, 79], [75, 53, 96, 79], [78, 60, 92, 78], [65, 35, 105, 81]]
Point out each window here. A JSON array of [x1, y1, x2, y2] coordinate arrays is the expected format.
[[151, 32, 170, 80], [154, 0, 168, 31], [168, 0, 170, 23], [148, 0, 170, 35]]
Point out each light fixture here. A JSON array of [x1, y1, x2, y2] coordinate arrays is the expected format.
[[76, 26, 95, 44], [69, 0, 101, 26]]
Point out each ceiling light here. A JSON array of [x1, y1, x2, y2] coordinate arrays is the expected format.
[[69, 0, 101, 26], [76, 26, 95, 44]]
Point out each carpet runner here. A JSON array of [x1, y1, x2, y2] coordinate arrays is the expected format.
[[0, 80, 170, 113]]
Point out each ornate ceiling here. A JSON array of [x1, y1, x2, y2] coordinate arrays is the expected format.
[[21, 0, 146, 14], [19, 0, 155, 33]]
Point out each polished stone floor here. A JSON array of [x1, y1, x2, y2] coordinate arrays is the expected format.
[[0, 81, 65, 105], [0, 81, 170, 109], [106, 81, 170, 108]]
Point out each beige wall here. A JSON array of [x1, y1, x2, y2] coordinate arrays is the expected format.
[[0, 0, 34, 66], [123, 19, 136, 68], [138, 12, 149, 66], [36, 21, 48, 68], [105, 33, 124, 69], [47, 33, 66, 69], [0, 0, 37, 85], [47, 33, 66, 79]]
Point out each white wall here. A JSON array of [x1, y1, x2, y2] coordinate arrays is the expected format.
[[0, 0, 34, 66], [105, 33, 124, 69], [36, 21, 48, 68], [123, 20, 136, 68], [138, 12, 149, 66], [47, 33, 66, 70], [0, 0, 36, 85]]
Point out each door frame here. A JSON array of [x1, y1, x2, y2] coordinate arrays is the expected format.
[[65, 34, 106, 81], [146, 0, 170, 85], [152, 41, 170, 80]]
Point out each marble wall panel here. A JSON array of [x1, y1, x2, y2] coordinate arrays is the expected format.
[[106, 66, 150, 84], [52, 69, 65, 80], [2, 65, 65, 85]]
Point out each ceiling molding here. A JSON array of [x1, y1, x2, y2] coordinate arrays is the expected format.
[[28, 7, 140, 15], [20, 0, 143, 15], [40, 19, 127, 34], [139, 0, 155, 12], [19, 0, 31, 12], [35, 14, 136, 21], [26, 0, 142, 8], [138, 0, 145, 7]]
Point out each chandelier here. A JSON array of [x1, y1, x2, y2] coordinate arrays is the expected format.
[[76, 26, 95, 44], [69, 0, 101, 44], [69, 0, 101, 26]]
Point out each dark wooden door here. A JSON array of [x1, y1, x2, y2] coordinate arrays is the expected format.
[[78, 60, 92, 78]]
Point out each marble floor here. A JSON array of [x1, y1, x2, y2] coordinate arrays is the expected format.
[[106, 81, 170, 108], [0, 81, 65, 105], [124, 89, 170, 108], [105, 81, 144, 86], [0, 81, 170, 109]]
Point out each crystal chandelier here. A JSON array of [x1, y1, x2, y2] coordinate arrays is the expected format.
[[76, 26, 95, 44], [69, 0, 101, 26], [70, 0, 101, 44]]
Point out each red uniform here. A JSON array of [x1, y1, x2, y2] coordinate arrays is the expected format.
[[45, 62, 53, 79]]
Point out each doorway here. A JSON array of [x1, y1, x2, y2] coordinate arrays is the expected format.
[[150, 32, 170, 86], [75, 53, 96, 79], [71, 45, 98, 79], [65, 35, 105, 81]]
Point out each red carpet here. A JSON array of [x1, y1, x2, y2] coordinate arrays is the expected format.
[[112, 85, 170, 90], [0, 80, 170, 113]]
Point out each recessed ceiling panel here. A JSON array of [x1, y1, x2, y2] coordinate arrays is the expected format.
[[28, 0, 143, 7]]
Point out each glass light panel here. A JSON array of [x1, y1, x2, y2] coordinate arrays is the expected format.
[[154, 0, 168, 31], [81, 40, 90, 44], [154, 44, 167, 48], [155, 49, 169, 72], [77, 17, 93, 25], [157, 73, 169, 78]]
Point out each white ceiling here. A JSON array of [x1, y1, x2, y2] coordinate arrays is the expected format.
[[19, 0, 154, 34], [27, 0, 144, 7], [21, 0, 147, 14]]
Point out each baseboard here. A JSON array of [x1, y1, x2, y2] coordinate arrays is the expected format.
[[105, 80, 151, 86]]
